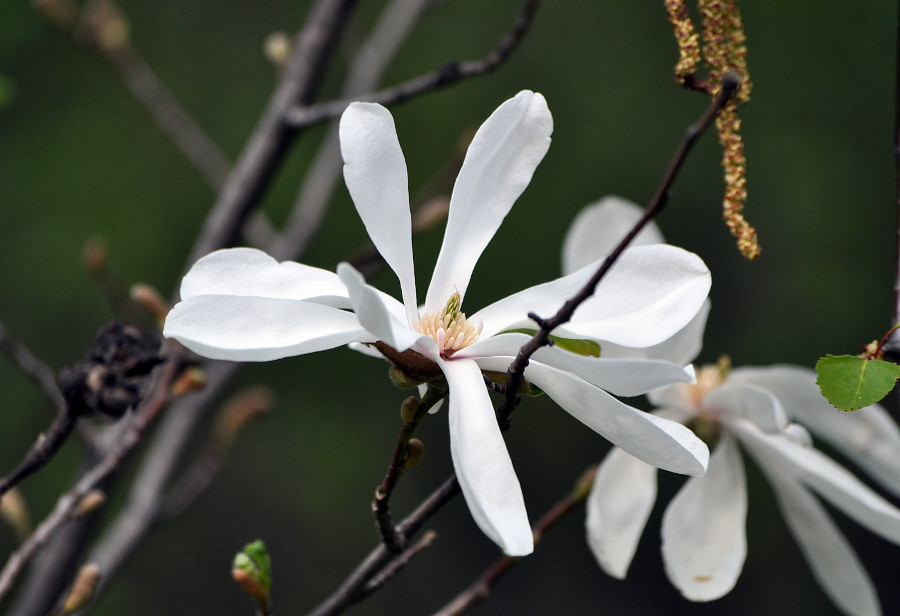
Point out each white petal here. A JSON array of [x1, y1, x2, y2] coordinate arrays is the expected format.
[[425, 91, 552, 312], [339, 102, 418, 326], [661, 434, 747, 601], [458, 332, 692, 397], [586, 448, 657, 579], [599, 300, 710, 367], [180, 247, 350, 307], [558, 245, 711, 347], [478, 359, 709, 476], [472, 245, 710, 348], [441, 358, 533, 556], [562, 196, 664, 275], [705, 383, 788, 433], [731, 365, 900, 497], [164, 295, 367, 361], [759, 461, 881, 616], [337, 263, 431, 354], [731, 418, 900, 546]]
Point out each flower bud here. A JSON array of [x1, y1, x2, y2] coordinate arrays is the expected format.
[[400, 396, 420, 424], [60, 562, 102, 614], [232, 540, 272, 611], [403, 439, 425, 470]]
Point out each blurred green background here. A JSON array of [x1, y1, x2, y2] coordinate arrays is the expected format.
[[2, 1, 900, 614]]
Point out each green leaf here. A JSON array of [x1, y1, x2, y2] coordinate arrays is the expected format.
[[815, 354, 900, 411], [503, 329, 601, 358], [232, 539, 272, 608]]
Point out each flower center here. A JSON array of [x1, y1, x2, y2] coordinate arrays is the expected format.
[[686, 355, 731, 414], [418, 292, 482, 358]]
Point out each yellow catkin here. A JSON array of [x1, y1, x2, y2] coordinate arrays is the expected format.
[[667, 0, 759, 259], [665, 0, 702, 84]]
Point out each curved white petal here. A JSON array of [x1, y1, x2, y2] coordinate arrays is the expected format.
[[473, 359, 708, 476], [180, 247, 350, 307], [558, 245, 711, 347], [164, 295, 367, 361], [731, 418, 900, 546], [562, 196, 664, 275], [339, 102, 418, 326], [599, 300, 710, 367], [661, 434, 747, 601], [586, 448, 657, 579], [472, 245, 710, 348], [440, 358, 533, 556], [705, 383, 788, 433], [730, 365, 900, 498], [337, 263, 431, 354], [456, 332, 692, 397], [425, 91, 553, 312], [760, 460, 881, 616]]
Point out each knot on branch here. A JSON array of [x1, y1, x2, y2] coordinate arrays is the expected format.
[[59, 322, 165, 419]]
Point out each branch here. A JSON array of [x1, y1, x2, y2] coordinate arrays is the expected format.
[[184, 0, 359, 270], [0, 320, 67, 415], [267, 0, 436, 261], [372, 389, 443, 553], [306, 474, 460, 616], [284, 0, 539, 129], [885, 1, 900, 360], [431, 466, 597, 616], [497, 70, 743, 425]]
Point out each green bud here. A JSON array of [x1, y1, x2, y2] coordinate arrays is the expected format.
[[400, 396, 420, 424], [231, 540, 272, 610], [404, 439, 425, 469]]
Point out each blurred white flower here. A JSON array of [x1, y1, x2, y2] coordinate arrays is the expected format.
[[574, 197, 900, 616], [165, 96, 713, 557]]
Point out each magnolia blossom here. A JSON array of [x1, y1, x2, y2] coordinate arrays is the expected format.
[[165, 93, 713, 557], [573, 198, 900, 616]]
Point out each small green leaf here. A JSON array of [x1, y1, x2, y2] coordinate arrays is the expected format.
[[503, 329, 601, 358], [816, 354, 900, 411], [232, 539, 271, 609]]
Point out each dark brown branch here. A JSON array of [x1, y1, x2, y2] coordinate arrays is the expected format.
[[285, 0, 539, 129], [307, 474, 460, 616], [497, 70, 743, 426], [373, 389, 443, 553], [885, 1, 900, 361], [0, 412, 77, 501], [362, 531, 437, 595], [184, 0, 359, 271], [431, 466, 596, 616]]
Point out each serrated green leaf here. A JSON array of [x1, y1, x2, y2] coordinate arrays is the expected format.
[[503, 329, 601, 357], [815, 354, 900, 411]]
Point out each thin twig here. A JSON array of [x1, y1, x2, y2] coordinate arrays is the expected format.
[[0, 412, 78, 500], [0, 320, 67, 415], [184, 0, 359, 271], [497, 70, 743, 426], [307, 474, 460, 616], [373, 388, 444, 553], [284, 0, 540, 129], [268, 0, 435, 261], [431, 466, 597, 616], [362, 530, 438, 596], [886, 0, 900, 361]]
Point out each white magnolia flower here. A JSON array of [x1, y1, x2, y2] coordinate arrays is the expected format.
[[573, 198, 900, 616], [165, 93, 713, 557]]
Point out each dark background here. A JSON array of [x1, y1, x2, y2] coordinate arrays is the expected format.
[[2, 1, 899, 614]]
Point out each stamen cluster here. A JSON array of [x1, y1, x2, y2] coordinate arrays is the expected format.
[[418, 292, 482, 358]]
